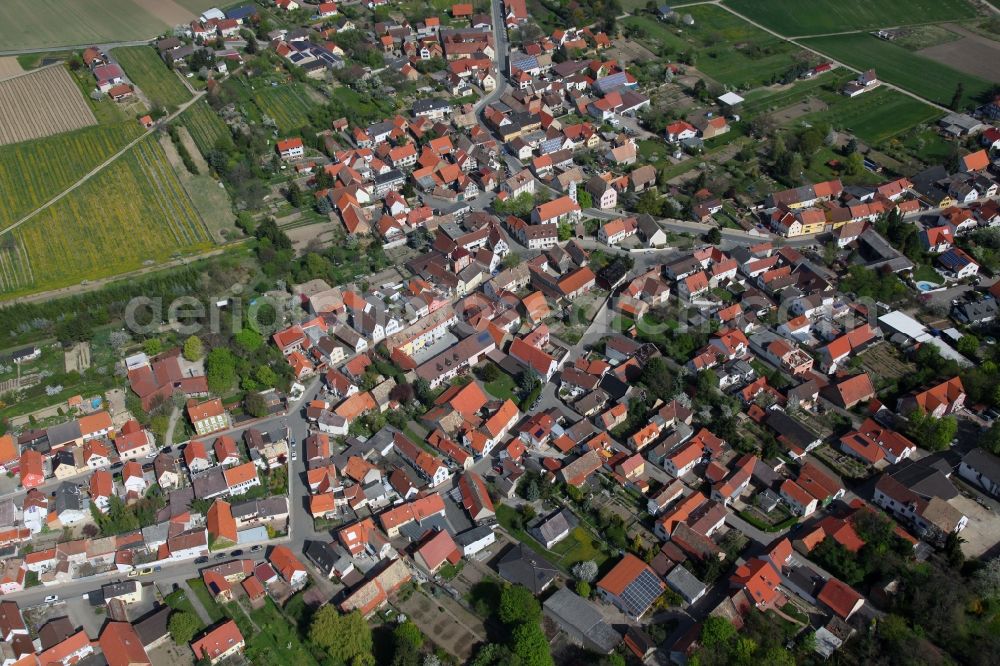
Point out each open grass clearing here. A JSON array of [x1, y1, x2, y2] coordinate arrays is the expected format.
[[801, 33, 993, 109], [723, 0, 977, 37]]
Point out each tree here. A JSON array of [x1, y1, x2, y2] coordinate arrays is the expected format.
[[974, 557, 1000, 599], [950, 82, 965, 111], [234, 328, 263, 353], [392, 621, 424, 666], [575, 580, 591, 597], [143, 338, 162, 356], [245, 392, 269, 418], [183, 335, 203, 361], [206, 347, 237, 394], [957, 335, 980, 357], [389, 382, 414, 404], [577, 190, 593, 209], [510, 622, 554, 666], [572, 560, 599, 583], [982, 421, 1000, 455], [640, 357, 677, 402], [498, 584, 541, 626], [309, 607, 374, 666], [844, 137, 858, 155], [704, 227, 721, 244], [287, 182, 303, 208], [700, 616, 736, 648], [168, 611, 200, 644], [906, 410, 957, 451], [844, 151, 864, 177]]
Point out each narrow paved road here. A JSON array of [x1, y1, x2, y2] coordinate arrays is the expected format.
[[0, 40, 154, 57]]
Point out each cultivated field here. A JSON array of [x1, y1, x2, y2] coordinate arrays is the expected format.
[[0, 66, 96, 146], [917, 25, 1000, 84], [798, 87, 942, 145], [0, 0, 176, 51], [113, 46, 192, 109], [802, 33, 994, 108], [180, 99, 229, 155], [0, 122, 142, 229], [723, 0, 977, 37], [252, 84, 318, 133], [0, 58, 24, 80], [623, 5, 808, 89], [0, 137, 213, 296]]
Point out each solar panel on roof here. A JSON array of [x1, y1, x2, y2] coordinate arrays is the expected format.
[[619, 569, 662, 615]]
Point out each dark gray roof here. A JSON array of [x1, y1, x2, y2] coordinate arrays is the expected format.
[[962, 448, 1000, 482], [455, 525, 494, 547], [304, 540, 342, 573], [531, 509, 574, 544], [664, 564, 705, 602], [498, 543, 558, 594], [134, 606, 171, 647], [543, 587, 621, 653], [46, 420, 82, 447], [885, 458, 958, 500]]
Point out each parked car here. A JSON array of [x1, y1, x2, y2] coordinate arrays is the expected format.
[[195, 556, 209, 564], [44, 595, 58, 603], [139, 567, 153, 576], [231, 549, 244, 557]]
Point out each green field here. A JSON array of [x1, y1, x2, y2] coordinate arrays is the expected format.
[[0, 122, 143, 229], [740, 72, 852, 117], [113, 46, 192, 109], [802, 33, 994, 109], [181, 99, 229, 155], [252, 84, 318, 134], [724, 0, 977, 37], [623, 5, 807, 88], [0, 0, 171, 51], [0, 137, 213, 297], [798, 87, 942, 145]]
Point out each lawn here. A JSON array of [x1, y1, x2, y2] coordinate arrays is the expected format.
[[797, 87, 942, 146], [247, 600, 321, 665], [185, 578, 224, 623], [723, 0, 977, 37], [0, 121, 143, 229], [801, 33, 993, 109], [623, 6, 808, 89], [180, 99, 229, 156], [550, 526, 610, 568], [252, 84, 318, 134], [0, 136, 213, 297], [164, 589, 207, 629], [113, 46, 192, 109], [0, 0, 171, 51], [484, 369, 517, 400], [496, 505, 610, 571]]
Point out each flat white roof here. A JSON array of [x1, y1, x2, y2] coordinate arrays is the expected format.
[[877, 310, 931, 342], [718, 92, 745, 106]]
